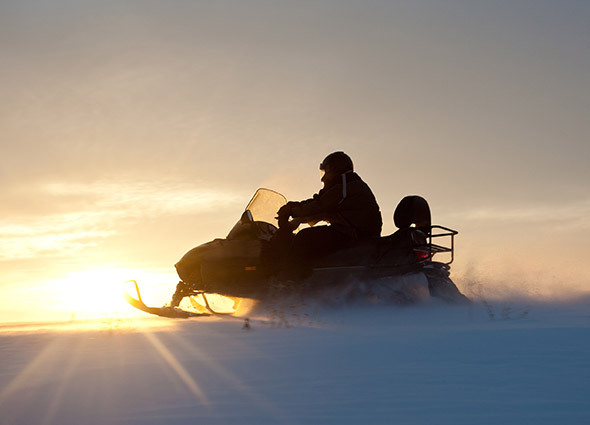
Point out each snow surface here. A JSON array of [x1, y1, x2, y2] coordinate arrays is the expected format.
[[1, 298, 589, 425]]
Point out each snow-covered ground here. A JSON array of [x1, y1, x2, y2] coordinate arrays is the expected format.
[[1, 298, 589, 425]]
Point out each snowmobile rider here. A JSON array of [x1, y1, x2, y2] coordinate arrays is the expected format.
[[274, 151, 382, 279]]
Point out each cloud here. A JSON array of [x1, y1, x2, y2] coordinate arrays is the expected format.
[[0, 179, 242, 261], [40, 180, 241, 216], [450, 200, 590, 228]]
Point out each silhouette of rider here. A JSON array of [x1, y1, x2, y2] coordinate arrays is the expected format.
[[274, 151, 382, 279]]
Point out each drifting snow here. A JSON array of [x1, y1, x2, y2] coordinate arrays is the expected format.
[[1, 299, 589, 425]]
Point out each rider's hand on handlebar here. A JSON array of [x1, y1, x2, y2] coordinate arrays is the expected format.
[[277, 203, 301, 232]]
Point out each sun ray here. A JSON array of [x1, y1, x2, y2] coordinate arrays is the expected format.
[[0, 337, 63, 406], [167, 330, 286, 420], [40, 336, 85, 425], [141, 329, 209, 404]]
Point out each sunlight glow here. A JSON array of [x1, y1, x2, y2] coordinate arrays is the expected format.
[[47, 268, 177, 320], [186, 293, 243, 314]]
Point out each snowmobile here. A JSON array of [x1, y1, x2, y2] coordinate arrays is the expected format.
[[125, 188, 469, 318]]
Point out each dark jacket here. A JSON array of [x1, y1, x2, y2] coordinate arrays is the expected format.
[[289, 172, 382, 240]]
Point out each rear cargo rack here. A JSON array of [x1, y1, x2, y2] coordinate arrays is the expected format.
[[425, 225, 458, 264]]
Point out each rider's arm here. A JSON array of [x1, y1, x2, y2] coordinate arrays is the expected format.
[[290, 184, 343, 219]]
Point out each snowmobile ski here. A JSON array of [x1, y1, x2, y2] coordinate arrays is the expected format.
[[124, 280, 211, 318]]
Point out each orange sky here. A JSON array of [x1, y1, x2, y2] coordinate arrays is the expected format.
[[1, 1, 589, 322]]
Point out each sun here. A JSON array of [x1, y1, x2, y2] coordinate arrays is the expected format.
[[49, 268, 176, 320], [41, 267, 253, 322]]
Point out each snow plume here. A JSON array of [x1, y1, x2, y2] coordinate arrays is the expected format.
[[442, 198, 590, 304], [454, 258, 590, 304]]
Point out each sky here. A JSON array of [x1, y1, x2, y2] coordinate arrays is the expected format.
[[1, 0, 589, 322]]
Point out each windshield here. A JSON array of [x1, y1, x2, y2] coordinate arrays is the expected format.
[[245, 188, 287, 227]]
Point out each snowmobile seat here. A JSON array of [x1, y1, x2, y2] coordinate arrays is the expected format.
[[378, 195, 458, 265], [393, 195, 431, 231], [374, 195, 432, 267], [315, 195, 432, 269]]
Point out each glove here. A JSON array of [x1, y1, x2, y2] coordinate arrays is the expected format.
[[277, 202, 296, 229], [278, 202, 295, 217]]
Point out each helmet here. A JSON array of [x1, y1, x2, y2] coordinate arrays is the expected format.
[[319, 152, 353, 183]]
